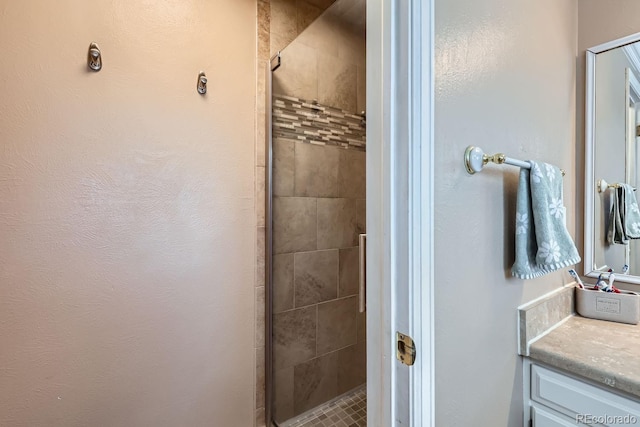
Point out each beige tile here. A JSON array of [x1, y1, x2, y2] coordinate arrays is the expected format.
[[338, 149, 366, 199], [337, 341, 366, 394], [294, 249, 338, 307], [256, 227, 265, 288], [273, 41, 318, 101], [257, 0, 271, 61], [258, 0, 271, 29], [255, 407, 266, 427], [305, 0, 337, 11], [324, 0, 363, 20], [256, 347, 265, 409], [258, 68, 268, 109], [257, 69, 267, 112], [338, 27, 366, 66], [317, 296, 357, 355], [294, 142, 339, 197], [321, 0, 351, 17], [293, 351, 339, 415], [318, 52, 357, 112], [273, 305, 317, 370], [357, 63, 366, 114], [256, 166, 266, 227], [273, 139, 295, 196], [317, 198, 357, 249], [294, 12, 340, 57], [357, 310, 366, 343], [335, 0, 366, 41], [256, 111, 266, 168], [256, 58, 267, 170], [519, 285, 574, 355], [273, 197, 317, 254], [271, 31, 297, 57], [296, 0, 323, 34], [339, 247, 359, 297], [256, 286, 265, 347], [274, 367, 295, 423], [273, 253, 294, 313], [356, 198, 366, 235], [271, 0, 298, 43]]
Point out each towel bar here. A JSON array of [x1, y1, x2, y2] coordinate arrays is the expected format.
[[464, 145, 565, 176], [597, 178, 636, 193]]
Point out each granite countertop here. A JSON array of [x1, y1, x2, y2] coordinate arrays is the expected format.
[[529, 315, 640, 399]]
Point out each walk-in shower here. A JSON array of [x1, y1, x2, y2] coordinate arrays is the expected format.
[[265, 1, 367, 425]]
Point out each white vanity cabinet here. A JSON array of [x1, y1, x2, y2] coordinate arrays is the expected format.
[[525, 361, 640, 426], [531, 405, 585, 427]]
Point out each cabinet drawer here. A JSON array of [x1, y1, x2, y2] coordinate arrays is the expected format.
[[531, 364, 640, 425], [532, 404, 585, 427]]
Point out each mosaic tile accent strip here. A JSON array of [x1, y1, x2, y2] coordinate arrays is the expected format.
[[273, 94, 366, 152], [280, 386, 366, 427]]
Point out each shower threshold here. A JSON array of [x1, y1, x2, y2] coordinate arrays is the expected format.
[[276, 385, 366, 427]]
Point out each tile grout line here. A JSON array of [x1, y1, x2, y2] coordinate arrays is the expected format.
[[282, 386, 367, 427]]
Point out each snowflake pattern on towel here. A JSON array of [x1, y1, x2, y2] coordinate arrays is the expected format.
[[516, 213, 528, 235], [632, 204, 640, 215], [633, 223, 640, 234], [544, 163, 556, 181], [549, 198, 564, 219], [539, 240, 561, 264]]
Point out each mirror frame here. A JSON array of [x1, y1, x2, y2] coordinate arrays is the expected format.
[[585, 31, 640, 285]]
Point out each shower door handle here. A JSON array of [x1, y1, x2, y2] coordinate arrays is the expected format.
[[359, 233, 366, 313]]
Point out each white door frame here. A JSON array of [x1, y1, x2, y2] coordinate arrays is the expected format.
[[366, 0, 435, 425]]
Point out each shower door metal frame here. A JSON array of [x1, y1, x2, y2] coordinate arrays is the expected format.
[[265, 56, 274, 426]]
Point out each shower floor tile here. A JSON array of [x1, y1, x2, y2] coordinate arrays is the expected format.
[[283, 386, 366, 427]]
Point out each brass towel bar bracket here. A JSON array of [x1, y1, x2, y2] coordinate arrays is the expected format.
[[464, 145, 565, 177]]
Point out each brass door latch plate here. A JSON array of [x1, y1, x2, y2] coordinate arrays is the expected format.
[[396, 332, 416, 366]]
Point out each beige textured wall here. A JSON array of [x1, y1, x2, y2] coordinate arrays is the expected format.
[[434, 0, 577, 425], [0, 1, 256, 426], [578, 1, 640, 50]]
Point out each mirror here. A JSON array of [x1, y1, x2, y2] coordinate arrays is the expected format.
[[586, 32, 640, 285]]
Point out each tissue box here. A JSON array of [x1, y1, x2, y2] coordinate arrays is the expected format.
[[576, 286, 640, 325]]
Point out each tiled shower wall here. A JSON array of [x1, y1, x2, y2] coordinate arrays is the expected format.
[[255, 1, 339, 426], [271, 129, 366, 423], [272, 0, 366, 114], [270, 2, 366, 420], [256, 0, 364, 425], [273, 95, 365, 150], [270, 0, 338, 56]]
